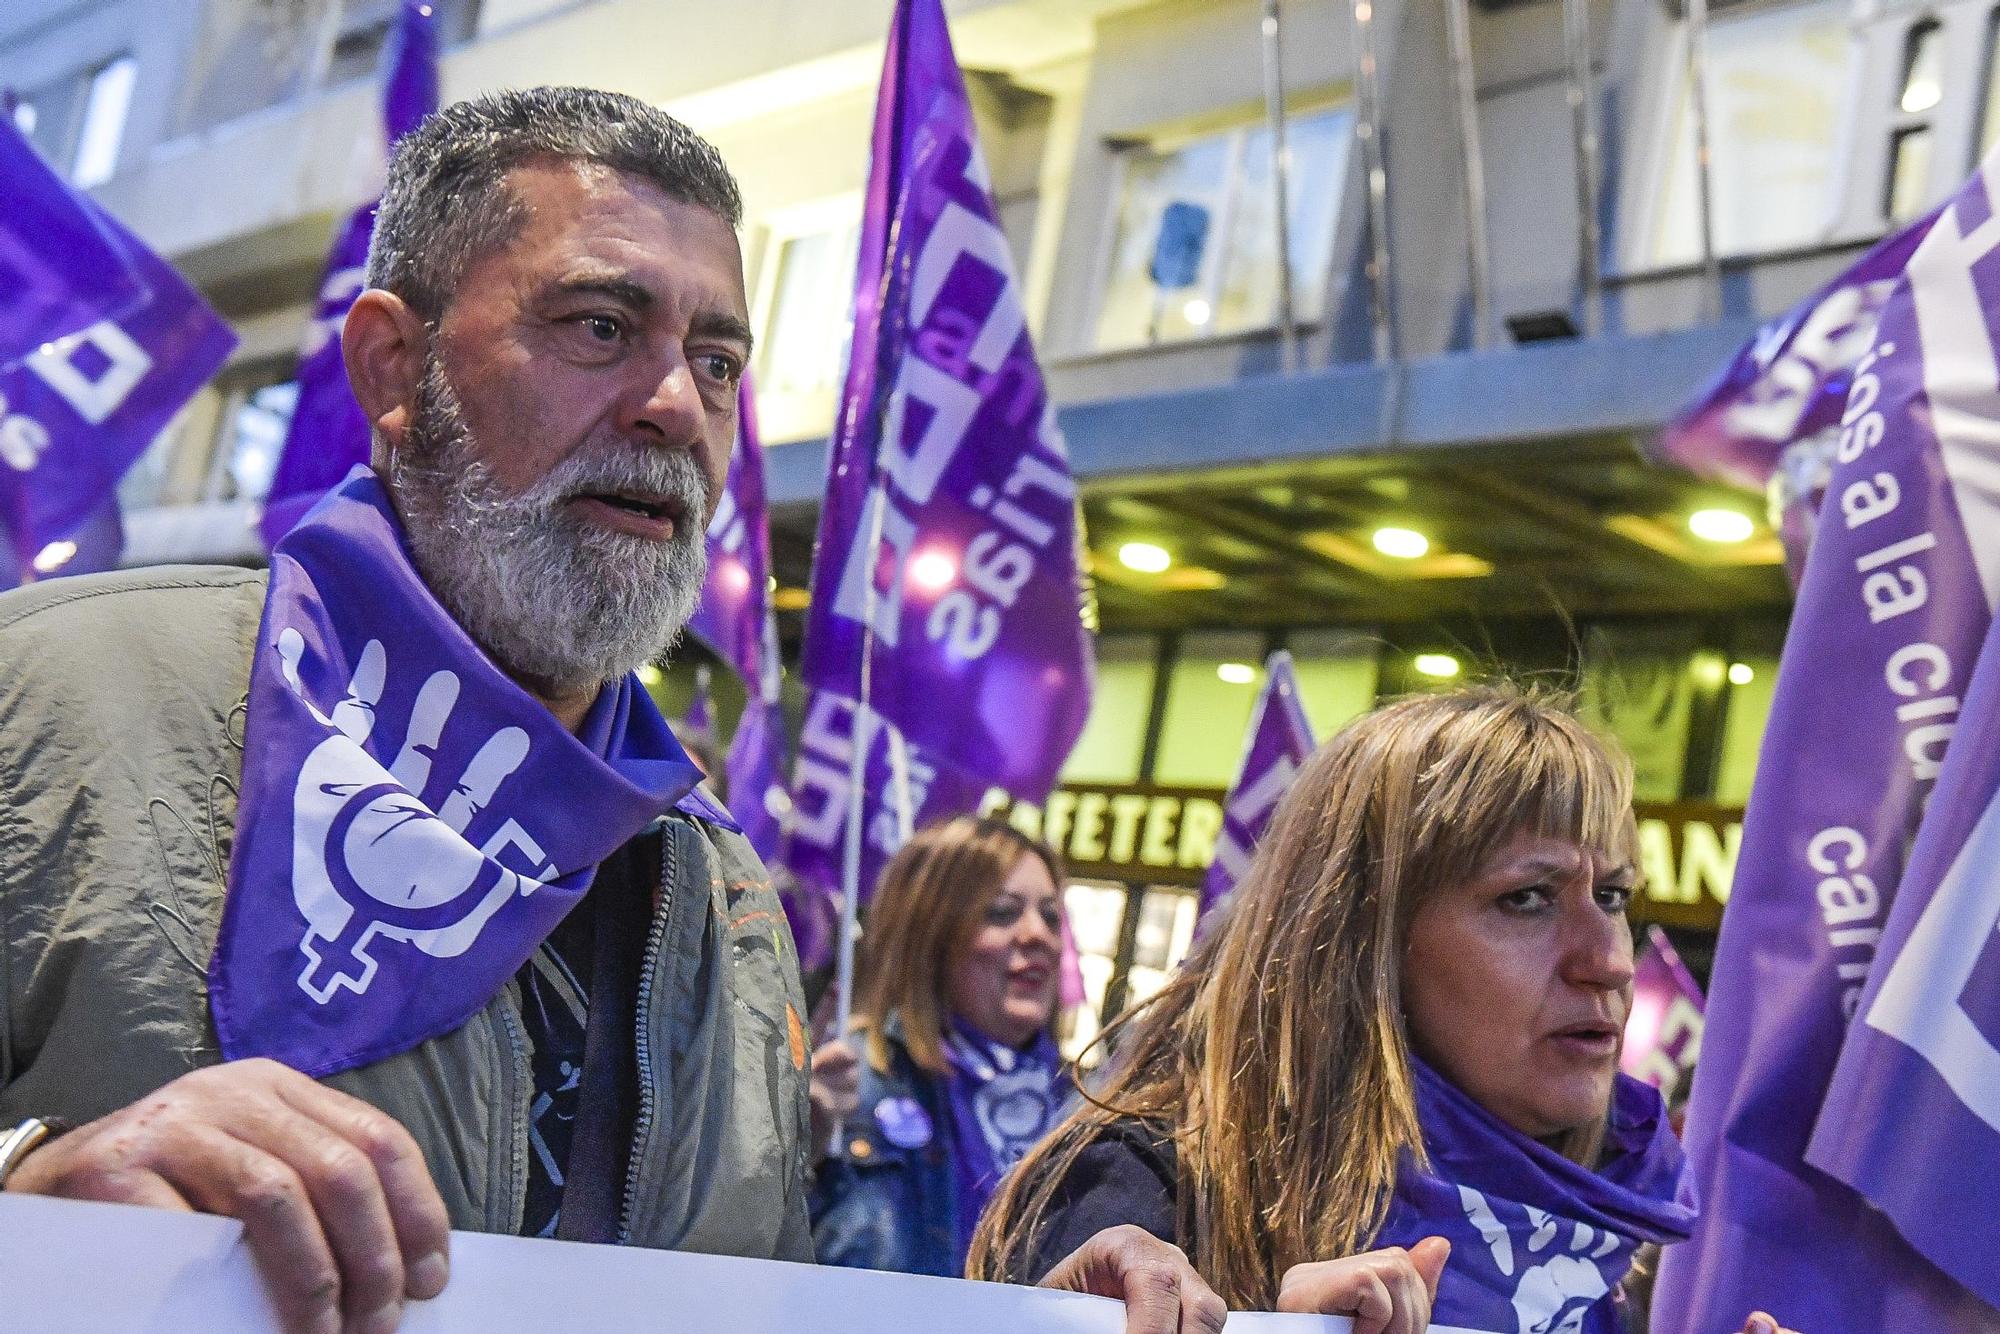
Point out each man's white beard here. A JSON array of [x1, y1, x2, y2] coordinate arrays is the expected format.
[[390, 357, 710, 694]]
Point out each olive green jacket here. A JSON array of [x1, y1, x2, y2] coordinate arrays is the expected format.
[[0, 565, 813, 1258]]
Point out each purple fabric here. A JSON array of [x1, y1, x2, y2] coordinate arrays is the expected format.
[[941, 1023, 1063, 1266], [211, 467, 710, 1078], [1805, 541, 2000, 1309], [1654, 161, 2000, 1330], [1618, 927, 1705, 1097], [692, 378, 778, 707], [797, 0, 1093, 802], [260, 0, 438, 548], [1659, 210, 1936, 494], [0, 199, 234, 583], [1199, 651, 1316, 915], [1376, 1060, 1694, 1334], [0, 116, 148, 369], [783, 689, 987, 907]]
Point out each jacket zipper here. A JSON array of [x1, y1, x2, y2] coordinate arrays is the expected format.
[[496, 981, 531, 1232], [616, 827, 674, 1244]]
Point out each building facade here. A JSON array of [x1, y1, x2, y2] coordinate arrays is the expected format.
[[4, 0, 1979, 1027]]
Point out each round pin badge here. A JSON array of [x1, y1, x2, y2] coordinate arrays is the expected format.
[[873, 1095, 934, 1150]]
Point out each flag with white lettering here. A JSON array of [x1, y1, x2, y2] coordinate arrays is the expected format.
[[0, 178, 234, 585], [797, 0, 1093, 809], [1659, 212, 1936, 582], [260, 0, 438, 546], [1808, 600, 2000, 1310], [1618, 927, 1704, 1108], [1653, 158, 2000, 1329], [0, 114, 147, 370], [1200, 651, 1315, 916], [783, 691, 986, 909]]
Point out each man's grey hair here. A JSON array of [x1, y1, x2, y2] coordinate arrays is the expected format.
[[366, 86, 742, 321]]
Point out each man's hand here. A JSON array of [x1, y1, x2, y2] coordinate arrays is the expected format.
[[1276, 1236, 1448, 1334], [807, 1039, 860, 1155], [1038, 1225, 1229, 1334], [4, 1058, 450, 1334]]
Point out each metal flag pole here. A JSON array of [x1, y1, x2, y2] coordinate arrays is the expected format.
[[1443, 0, 1494, 350], [1562, 0, 1604, 336], [1260, 0, 1301, 371], [831, 480, 890, 1057], [1349, 0, 1395, 362], [1686, 0, 1723, 320]]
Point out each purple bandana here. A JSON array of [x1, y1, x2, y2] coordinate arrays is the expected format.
[[211, 467, 718, 1078], [1373, 1060, 1695, 1334], [941, 1023, 1063, 1265]]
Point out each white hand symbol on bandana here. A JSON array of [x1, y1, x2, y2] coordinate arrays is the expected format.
[[277, 628, 553, 1003], [1457, 1187, 1618, 1334]]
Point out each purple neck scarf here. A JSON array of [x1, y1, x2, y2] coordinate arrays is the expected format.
[[1373, 1060, 1695, 1334], [211, 467, 723, 1078], [941, 1022, 1064, 1263]]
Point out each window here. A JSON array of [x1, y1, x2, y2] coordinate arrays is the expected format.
[[1060, 635, 1159, 784], [1285, 629, 1380, 737], [324, 0, 482, 87], [1640, 0, 1848, 266], [1577, 624, 1703, 803], [1886, 21, 1942, 222], [11, 55, 136, 186], [749, 195, 862, 440], [1151, 631, 1268, 787], [1121, 886, 1199, 1008], [1977, 8, 2000, 163], [1094, 106, 1353, 351], [211, 379, 298, 503]]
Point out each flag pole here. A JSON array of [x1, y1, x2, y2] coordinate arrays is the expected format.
[[1349, 0, 1395, 362], [1443, 0, 1493, 350], [1561, 0, 1604, 336], [1259, 0, 1300, 371]]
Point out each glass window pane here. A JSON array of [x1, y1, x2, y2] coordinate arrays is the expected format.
[[1713, 655, 1779, 805], [757, 220, 861, 397], [1124, 885, 1198, 1007], [1060, 879, 1129, 1059], [1900, 22, 1943, 115], [1981, 14, 2000, 159], [1648, 0, 1847, 264], [1218, 108, 1353, 335], [71, 56, 137, 188], [1887, 126, 1934, 222], [1152, 631, 1267, 787], [1576, 624, 1700, 803], [1061, 634, 1159, 784], [1286, 628, 1379, 739], [217, 380, 297, 503], [1094, 136, 1233, 349]]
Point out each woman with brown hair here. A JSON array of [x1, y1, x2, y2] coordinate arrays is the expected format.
[[971, 686, 1786, 1334], [809, 816, 1074, 1278]]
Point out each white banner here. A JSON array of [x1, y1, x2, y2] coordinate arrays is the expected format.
[[0, 1194, 1501, 1332]]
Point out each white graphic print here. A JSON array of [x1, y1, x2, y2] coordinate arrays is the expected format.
[[1457, 1186, 1619, 1334], [278, 628, 553, 1002]]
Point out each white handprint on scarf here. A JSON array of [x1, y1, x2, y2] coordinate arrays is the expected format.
[[1458, 1186, 1619, 1334], [278, 628, 555, 1003]]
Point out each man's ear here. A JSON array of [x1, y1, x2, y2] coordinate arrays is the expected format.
[[342, 289, 430, 458]]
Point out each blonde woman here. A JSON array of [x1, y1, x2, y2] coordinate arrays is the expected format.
[[972, 687, 1789, 1334]]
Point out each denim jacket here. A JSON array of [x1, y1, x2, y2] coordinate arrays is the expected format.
[[809, 1020, 962, 1277]]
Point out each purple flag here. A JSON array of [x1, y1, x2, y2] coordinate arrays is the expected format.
[[1660, 211, 1936, 494], [693, 378, 778, 699], [0, 199, 234, 584], [260, 0, 438, 547], [1653, 161, 2000, 1329], [797, 0, 1093, 802], [1618, 927, 1704, 1106], [1200, 651, 1316, 915], [784, 690, 986, 909], [0, 117, 149, 368], [1808, 598, 2000, 1310], [213, 467, 718, 1078]]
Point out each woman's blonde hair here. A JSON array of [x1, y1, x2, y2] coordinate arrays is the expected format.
[[854, 815, 1067, 1078], [969, 684, 1637, 1304]]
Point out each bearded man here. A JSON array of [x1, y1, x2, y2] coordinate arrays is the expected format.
[[0, 89, 1226, 1334]]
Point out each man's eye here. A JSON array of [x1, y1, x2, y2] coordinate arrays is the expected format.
[[576, 314, 624, 343], [697, 352, 743, 385]]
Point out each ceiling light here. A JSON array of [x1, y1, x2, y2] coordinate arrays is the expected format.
[[1688, 508, 1754, 544], [1372, 526, 1430, 559], [909, 549, 958, 592], [1413, 653, 1460, 679], [1216, 662, 1256, 685], [1118, 541, 1172, 574], [1182, 298, 1212, 326], [31, 540, 76, 574], [1728, 662, 1755, 686]]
